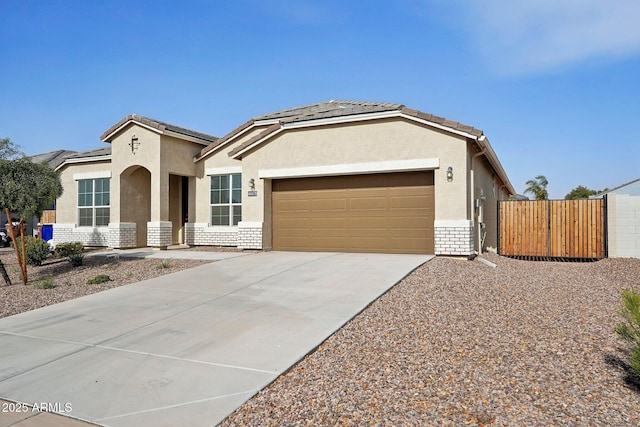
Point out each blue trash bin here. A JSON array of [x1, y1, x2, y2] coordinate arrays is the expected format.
[[41, 224, 53, 241]]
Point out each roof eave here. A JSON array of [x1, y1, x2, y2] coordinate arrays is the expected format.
[[475, 135, 516, 196], [229, 110, 485, 159], [163, 129, 214, 146], [194, 119, 257, 162], [54, 155, 112, 172], [101, 118, 163, 142]]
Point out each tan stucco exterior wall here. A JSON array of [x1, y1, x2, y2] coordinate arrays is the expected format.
[[109, 126, 161, 222], [56, 160, 112, 224], [195, 128, 262, 224], [471, 153, 509, 250], [109, 126, 202, 222], [238, 118, 469, 225]]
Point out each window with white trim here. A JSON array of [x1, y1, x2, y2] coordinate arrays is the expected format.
[[210, 173, 241, 226], [78, 178, 110, 227]]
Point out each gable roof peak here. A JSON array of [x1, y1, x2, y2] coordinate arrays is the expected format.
[[101, 114, 218, 144]]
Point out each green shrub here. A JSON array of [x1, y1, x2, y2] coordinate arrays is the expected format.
[[33, 277, 56, 289], [14, 236, 51, 266], [615, 289, 640, 377], [68, 253, 85, 267], [87, 274, 111, 285], [159, 259, 172, 269], [26, 238, 51, 266], [56, 242, 85, 267], [55, 242, 85, 258]]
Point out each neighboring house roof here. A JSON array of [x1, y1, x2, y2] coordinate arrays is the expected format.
[[195, 100, 514, 194], [29, 149, 77, 169], [101, 114, 218, 145], [54, 147, 112, 171], [594, 177, 640, 197]]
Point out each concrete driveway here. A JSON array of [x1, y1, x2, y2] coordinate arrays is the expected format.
[[0, 251, 430, 427]]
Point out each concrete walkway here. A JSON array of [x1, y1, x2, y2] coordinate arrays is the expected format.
[[0, 251, 431, 427]]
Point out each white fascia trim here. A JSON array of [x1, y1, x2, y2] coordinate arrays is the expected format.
[[253, 119, 281, 126], [279, 111, 479, 140], [434, 220, 473, 228], [398, 113, 479, 140], [73, 171, 112, 180], [259, 158, 439, 179], [164, 130, 212, 146], [230, 127, 285, 159], [196, 124, 265, 162], [279, 111, 400, 131], [101, 120, 163, 142], [55, 155, 112, 171], [205, 166, 242, 176]]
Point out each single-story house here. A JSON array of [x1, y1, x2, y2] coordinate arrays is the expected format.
[[597, 178, 640, 258], [52, 100, 515, 256]]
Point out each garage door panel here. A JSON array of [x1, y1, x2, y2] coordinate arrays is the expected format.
[[389, 217, 431, 229], [350, 238, 391, 252], [348, 216, 389, 230], [275, 199, 311, 212], [273, 171, 434, 254], [310, 198, 347, 211], [309, 217, 348, 230], [310, 236, 348, 249], [276, 218, 312, 229], [276, 236, 313, 249], [348, 196, 388, 210], [390, 238, 431, 252]]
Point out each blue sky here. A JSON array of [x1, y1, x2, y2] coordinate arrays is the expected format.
[[1, 0, 639, 198]]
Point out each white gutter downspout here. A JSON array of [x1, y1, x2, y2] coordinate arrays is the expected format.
[[471, 135, 487, 255]]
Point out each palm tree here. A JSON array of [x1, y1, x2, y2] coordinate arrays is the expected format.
[[524, 175, 549, 200]]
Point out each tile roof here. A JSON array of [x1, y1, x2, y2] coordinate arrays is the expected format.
[[254, 101, 483, 137], [29, 149, 77, 169], [254, 100, 403, 122], [197, 100, 485, 161], [101, 114, 218, 144], [59, 147, 112, 160]]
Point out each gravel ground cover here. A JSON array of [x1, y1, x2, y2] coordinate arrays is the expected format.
[[0, 248, 210, 319], [221, 254, 640, 426]]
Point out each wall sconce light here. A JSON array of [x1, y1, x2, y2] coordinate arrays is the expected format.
[[446, 166, 453, 182], [129, 135, 140, 154], [249, 178, 256, 190]]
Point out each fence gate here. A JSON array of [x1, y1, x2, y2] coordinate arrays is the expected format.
[[498, 198, 607, 260]]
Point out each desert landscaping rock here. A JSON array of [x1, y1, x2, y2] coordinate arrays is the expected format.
[[221, 254, 640, 426], [0, 249, 210, 319]]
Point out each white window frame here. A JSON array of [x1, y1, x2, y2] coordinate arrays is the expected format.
[[77, 178, 110, 227], [210, 173, 242, 226]]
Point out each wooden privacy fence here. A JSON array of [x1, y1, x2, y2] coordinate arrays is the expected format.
[[498, 198, 607, 260]]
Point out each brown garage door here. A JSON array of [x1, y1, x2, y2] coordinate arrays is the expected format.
[[272, 171, 434, 254]]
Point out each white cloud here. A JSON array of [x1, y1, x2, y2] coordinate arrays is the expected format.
[[457, 0, 640, 75]]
